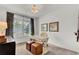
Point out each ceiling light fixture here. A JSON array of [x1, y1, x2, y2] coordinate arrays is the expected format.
[[32, 4, 39, 14]]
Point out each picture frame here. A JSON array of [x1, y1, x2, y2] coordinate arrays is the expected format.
[[41, 23, 48, 31], [49, 22, 59, 32]]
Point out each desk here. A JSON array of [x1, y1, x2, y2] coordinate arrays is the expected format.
[[26, 40, 48, 55], [31, 43, 43, 55]]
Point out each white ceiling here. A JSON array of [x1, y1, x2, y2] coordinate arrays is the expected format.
[[0, 4, 78, 18]]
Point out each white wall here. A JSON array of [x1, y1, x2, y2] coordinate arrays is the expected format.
[[0, 7, 7, 21], [0, 5, 28, 21], [39, 5, 79, 52], [34, 17, 39, 35]]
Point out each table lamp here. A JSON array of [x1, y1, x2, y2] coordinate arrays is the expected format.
[[0, 21, 7, 36]]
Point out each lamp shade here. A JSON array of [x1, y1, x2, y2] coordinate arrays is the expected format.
[[0, 21, 7, 36], [0, 21, 7, 29]]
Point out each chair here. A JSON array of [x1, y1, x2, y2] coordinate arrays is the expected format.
[[40, 32, 49, 47]]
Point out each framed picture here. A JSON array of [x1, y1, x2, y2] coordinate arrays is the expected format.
[[41, 23, 48, 31], [49, 22, 59, 32]]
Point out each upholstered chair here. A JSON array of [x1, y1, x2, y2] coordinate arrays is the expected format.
[[40, 32, 48, 47]]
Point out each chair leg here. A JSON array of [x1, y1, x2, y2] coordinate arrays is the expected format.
[[47, 44, 48, 46]]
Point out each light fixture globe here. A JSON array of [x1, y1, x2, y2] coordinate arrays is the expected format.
[[32, 4, 39, 14]]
